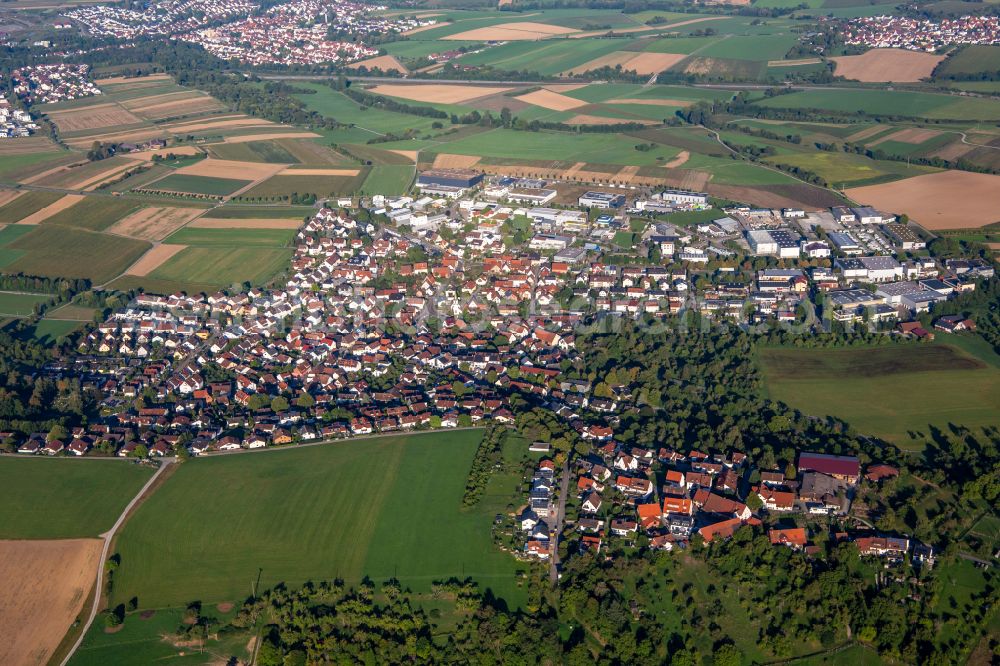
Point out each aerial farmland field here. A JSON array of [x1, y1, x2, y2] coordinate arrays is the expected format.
[[758, 342, 1000, 448], [0, 457, 154, 539], [109, 430, 526, 610]]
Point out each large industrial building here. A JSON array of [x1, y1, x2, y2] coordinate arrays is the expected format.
[[579, 191, 626, 209], [416, 169, 484, 189]]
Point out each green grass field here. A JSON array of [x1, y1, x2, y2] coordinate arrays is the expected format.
[[149, 174, 251, 196], [0, 290, 52, 316], [752, 89, 1000, 121], [5, 225, 150, 283], [110, 431, 526, 610], [758, 341, 1000, 447], [23, 317, 87, 343], [42, 197, 142, 232], [935, 45, 1000, 78], [148, 246, 291, 287], [164, 226, 296, 247], [0, 458, 154, 538], [360, 164, 414, 195], [71, 606, 251, 666]]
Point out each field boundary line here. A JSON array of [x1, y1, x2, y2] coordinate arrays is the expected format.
[[60, 460, 174, 666]]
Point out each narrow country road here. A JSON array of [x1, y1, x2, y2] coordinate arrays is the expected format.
[[61, 459, 174, 666], [549, 459, 570, 585]]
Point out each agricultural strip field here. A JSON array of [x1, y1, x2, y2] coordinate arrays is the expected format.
[[145, 174, 251, 196], [164, 226, 297, 247], [0, 191, 63, 224], [147, 246, 292, 287], [758, 342, 1000, 448], [0, 539, 103, 666], [40, 196, 144, 232], [240, 173, 367, 198], [0, 457, 154, 539], [3, 225, 151, 283], [106, 206, 208, 241], [109, 430, 526, 610], [360, 165, 414, 195], [831, 48, 944, 82]]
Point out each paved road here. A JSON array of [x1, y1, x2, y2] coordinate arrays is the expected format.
[[60, 459, 174, 666]]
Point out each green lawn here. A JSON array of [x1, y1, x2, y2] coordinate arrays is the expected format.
[[149, 174, 250, 196], [110, 431, 526, 610], [0, 290, 52, 316], [758, 342, 1000, 447], [0, 458, 154, 538], [148, 246, 291, 287]]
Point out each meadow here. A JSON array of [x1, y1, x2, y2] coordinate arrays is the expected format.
[[0, 458, 153, 538], [360, 164, 415, 195], [164, 226, 296, 247], [0, 290, 52, 316], [109, 430, 527, 610], [758, 341, 1000, 448], [147, 246, 292, 287]]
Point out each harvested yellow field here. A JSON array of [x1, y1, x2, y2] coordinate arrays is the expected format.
[[108, 206, 206, 240], [369, 83, 512, 104], [566, 114, 658, 126], [563, 51, 686, 76], [121, 90, 203, 110], [517, 88, 586, 111], [870, 127, 942, 146], [0, 136, 57, 154], [433, 153, 481, 169], [832, 48, 944, 82], [0, 190, 24, 207], [127, 243, 187, 276], [402, 23, 442, 36], [443, 21, 580, 41], [46, 103, 142, 132], [97, 73, 171, 85], [664, 150, 690, 168], [175, 158, 286, 180], [0, 538, 103, 666], [607, 97, 693, 107], [164, 117, 271, 134], [347, 54, 408, 74], [17, 194, 86, 225], [222, 131, 322, 143], [389, 149, 419, 162], [845, 125, 889, 142], [131, 97, 224, 120], [190, 217, 303, 229], [846, 170, 1000, 229], [279, 168, 360, 176], [620, 52, 688, 75]]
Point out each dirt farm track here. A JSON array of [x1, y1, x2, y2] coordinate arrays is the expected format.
[[0, 538, 102, 666]]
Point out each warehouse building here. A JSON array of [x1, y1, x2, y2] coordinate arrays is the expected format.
[[417, 169, 484, 189], [579, 191, 626, 209], [656, 189, 708, 206]]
